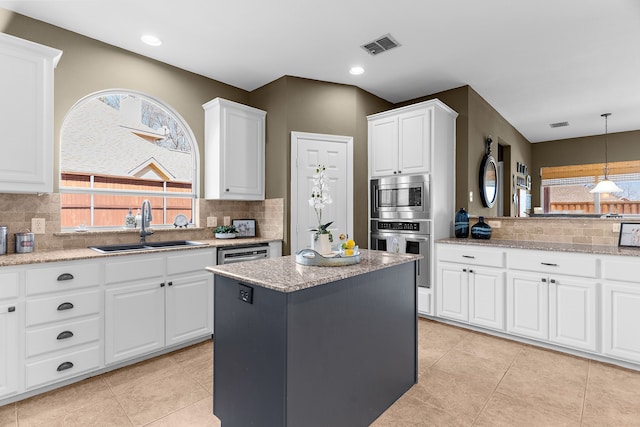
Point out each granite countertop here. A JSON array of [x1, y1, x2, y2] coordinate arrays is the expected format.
[[0, 237, 279, 267], [438, 237, 640, 257], [206, 249, 421, 293]]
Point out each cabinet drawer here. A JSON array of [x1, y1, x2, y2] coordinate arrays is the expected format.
[[167, 249, 214, 276], [25, 345, 101, 390], [0, 271, 19, 300], [104, 255, 164, 284], [437, 245, 505, 268], [508, 250, 597, 278], [26, 317, 100, 358], [602, 256, 640, 284], [26, 262, 100, 296], [26, 289, 101, 327]]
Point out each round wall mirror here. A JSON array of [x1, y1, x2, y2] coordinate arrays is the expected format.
[[479, 137, 498, 208]]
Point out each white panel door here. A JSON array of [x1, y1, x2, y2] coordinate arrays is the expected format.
[[506, 272, 549, 340], [469, 267, 505, 330], [549, 276, 597, 352], [603, 281, 640, 363], [105, 280, 165, 364], [166, 272, 213, 346], [436, 263, 468, 322], [398, 108, 431, 175], [291, 132, 353, 253], [369, 116, 398, 177], [0, 303, 19, 399]]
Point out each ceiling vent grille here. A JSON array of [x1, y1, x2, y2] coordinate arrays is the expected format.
[[550, 121, 569, 128], [361, 34, 400, 56]]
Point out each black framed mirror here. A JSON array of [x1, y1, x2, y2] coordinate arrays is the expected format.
[[479, 137, 498, 208]]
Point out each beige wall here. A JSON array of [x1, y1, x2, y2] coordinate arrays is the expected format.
[[0, 9, 249, 196], [531, 129, 640, 205], [250, 76, 392, 254]]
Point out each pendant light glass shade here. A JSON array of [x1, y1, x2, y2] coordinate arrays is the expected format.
[[590, 178, 622, 193], [590, 113, 622, 194]]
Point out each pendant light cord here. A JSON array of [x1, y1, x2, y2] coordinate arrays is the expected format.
[[602, 112, 611, 179]]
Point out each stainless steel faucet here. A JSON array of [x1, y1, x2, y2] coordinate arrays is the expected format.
[[140, 199, 153, 243]]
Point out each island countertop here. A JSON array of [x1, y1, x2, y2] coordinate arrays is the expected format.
[[206, 249, 421, 293]]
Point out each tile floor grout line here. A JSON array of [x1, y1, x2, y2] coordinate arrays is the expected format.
[[579, 360, 591, 427], [469, 346, 525, 427]]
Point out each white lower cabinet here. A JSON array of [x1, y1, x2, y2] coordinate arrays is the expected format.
[[417, 287, 433, 316], [105, 279, 165, 364], [506, 271, 549, 341], [104, 249, 215, 365], [0, 302, 19, 399], [602, 281, 640, 363], [549, 276, 597, 352], [437, 262, 504, 330]]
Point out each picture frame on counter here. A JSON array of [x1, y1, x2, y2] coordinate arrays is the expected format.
[[618, 222, 640, 248], [232, 219, 256, 237]]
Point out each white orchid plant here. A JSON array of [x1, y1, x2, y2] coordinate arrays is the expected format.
[[308, 164, 333, 242]]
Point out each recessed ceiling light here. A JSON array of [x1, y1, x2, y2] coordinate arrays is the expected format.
[[141, 34, 162, 46], [349, 66, 364, 75]]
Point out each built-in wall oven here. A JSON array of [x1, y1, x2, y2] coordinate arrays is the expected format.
[[370, 219, 430, 288], [370, 174, 430, 219]]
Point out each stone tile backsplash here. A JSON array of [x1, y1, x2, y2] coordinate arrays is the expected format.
[[481, 216, 622, 246], [0, 193, 283, 254]]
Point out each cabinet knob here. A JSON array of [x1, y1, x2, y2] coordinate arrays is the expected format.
[[469, 269, 474, 273], [160, 282, 165, 287], [462, 268, 467, 272], [225, 188, 230, 192], [550, 279, 556, 284], [8, 306, 15, 313], [57, 362, 74, 372], [398, 170, 401, 174], [56, 331, 74, 340], [57, 302, 74, 311], [541, 278, 547, 283], [168, 281, 173, 286], [393, 171, 397, 174]]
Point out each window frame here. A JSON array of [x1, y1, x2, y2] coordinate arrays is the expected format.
[[59, 89, 200, 231]]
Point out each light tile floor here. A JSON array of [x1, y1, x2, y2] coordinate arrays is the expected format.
[[2, 319, 640, 426]]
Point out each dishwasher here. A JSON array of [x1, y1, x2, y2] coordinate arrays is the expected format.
[[217, 243, 270, 264]]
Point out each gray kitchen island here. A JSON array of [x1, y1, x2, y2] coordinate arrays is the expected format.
[[206, 249, 420, 427]]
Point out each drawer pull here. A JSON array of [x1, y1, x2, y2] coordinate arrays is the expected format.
[[168, 281, 173, 286], [56, 331, 74, 340], [462, 268, 467, 272], [57, 362, 74, 372], [550, 279, 556, 284], [57, 273, 74, 281], [8, 306, 15, 313], [57, 302, 74, 311], [160, 282, 165, 287], [462, 255, 475, 259], [541, 278, 547, 282], [541, 262, 558, 267]]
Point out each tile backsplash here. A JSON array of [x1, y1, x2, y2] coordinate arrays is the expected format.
[[480, 216, 622, 246], [0, 193, 283, 254]]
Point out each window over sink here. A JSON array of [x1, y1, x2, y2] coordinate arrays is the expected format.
[[60, 90, 199, 230]]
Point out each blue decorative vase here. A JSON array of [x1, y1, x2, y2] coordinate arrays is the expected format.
[[471, 216, 492, 239], [454, 208, 469, 238]]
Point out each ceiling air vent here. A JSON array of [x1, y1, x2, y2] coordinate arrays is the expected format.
[[549, 121, 569, 128], [361, 34, 400, 56]]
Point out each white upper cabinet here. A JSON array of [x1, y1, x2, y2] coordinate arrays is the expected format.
[[0, 33, 62, 193], [203, 98, 266, 200], [368, 100, 456, 178]]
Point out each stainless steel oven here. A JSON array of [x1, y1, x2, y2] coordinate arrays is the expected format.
[[370, 219, 430, 288], [370, 174, 430, 219]]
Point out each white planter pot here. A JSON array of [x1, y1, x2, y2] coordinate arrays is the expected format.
[[311, 233, 332, 255], [215, 233, 237, 239]]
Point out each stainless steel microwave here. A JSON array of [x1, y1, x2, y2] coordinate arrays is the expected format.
[[370, 174, 430, 219]]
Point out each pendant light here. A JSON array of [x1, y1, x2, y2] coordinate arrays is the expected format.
[[590, 113, 622, 193]]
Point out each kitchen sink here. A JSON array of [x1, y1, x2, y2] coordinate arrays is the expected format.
[[89, 240, 206, 253]]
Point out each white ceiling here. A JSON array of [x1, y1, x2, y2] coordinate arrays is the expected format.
[[1, 0, 639, 143]]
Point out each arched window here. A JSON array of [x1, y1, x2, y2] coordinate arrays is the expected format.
[[60, 90, 198, 229]]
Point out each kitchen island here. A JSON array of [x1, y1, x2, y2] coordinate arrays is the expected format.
[[206, 249, 420, 427]]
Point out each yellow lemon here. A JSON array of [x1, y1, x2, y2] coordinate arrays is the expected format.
[[346, 239, 355, 249], [344, 249, 354, 256]]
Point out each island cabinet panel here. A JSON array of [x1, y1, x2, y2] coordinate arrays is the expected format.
[[213, 262, 417, 427]]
